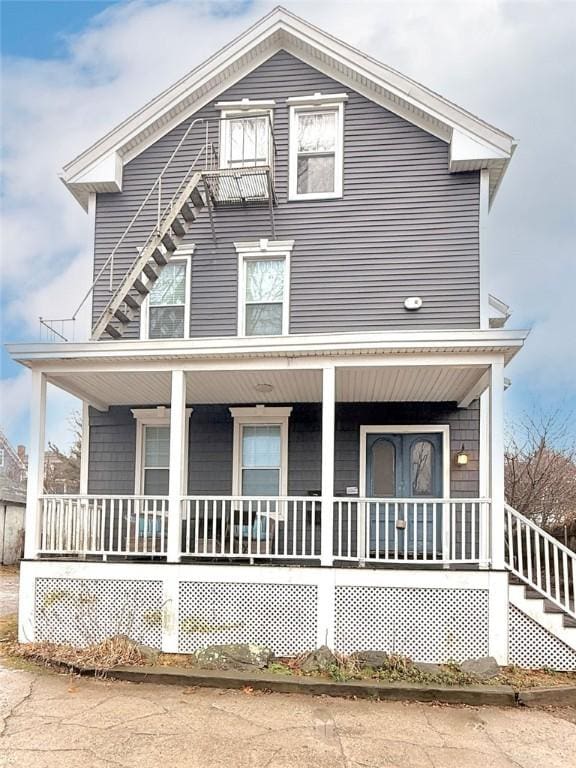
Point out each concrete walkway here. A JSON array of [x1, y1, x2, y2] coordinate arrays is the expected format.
[[1, 667, 576, 768]]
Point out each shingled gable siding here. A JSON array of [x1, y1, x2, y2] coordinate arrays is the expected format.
[[87, 402, 479, 498], [93, 51, 480, 338]]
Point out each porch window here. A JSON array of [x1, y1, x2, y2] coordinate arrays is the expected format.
[[143, 425, 170, 495], [143, 259, 190, 340], [241, 425, 281, 495], [288, 96, 345, 200], [230, 406, 292, 497]]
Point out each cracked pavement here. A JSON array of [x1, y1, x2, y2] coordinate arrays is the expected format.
[[2, 567, 576, 767], [1, 669, 576, 768]]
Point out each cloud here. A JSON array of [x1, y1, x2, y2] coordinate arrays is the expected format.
[[1, 0, 575, 449]]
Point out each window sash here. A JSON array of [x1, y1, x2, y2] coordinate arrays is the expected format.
[[240, 425, 282, 497], [289, 103, 343, 199], [243, 257, 285, 336], [223, 114, 270, 168], [146, 261, 188, 340]]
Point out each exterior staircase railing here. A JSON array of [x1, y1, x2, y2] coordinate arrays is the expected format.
[[505, 503, 576, 621]]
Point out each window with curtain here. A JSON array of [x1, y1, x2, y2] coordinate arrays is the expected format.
[[148, 262, 187, 339], [241, 425, 281, 496], [143, 425, 170, 495], [244, 258, 285, 336], [225, 114, 270, 168], [296, 108, 338, 195]]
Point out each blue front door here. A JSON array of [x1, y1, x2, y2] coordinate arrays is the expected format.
[[366, 432, 443, 557]]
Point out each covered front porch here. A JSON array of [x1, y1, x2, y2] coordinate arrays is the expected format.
[[13, 330, 526, 571]]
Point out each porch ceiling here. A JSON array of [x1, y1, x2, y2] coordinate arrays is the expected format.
[[47, 364, 489, 409]]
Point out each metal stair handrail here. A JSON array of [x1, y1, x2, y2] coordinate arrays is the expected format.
[[71, 117, 214, 324], [505, 502, 576, 620]]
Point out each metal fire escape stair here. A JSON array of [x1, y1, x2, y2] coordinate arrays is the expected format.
[[91, 174, 204, 341]]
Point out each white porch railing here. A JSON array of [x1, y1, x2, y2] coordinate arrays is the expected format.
[[505, 504, 576, 620], [38, 495, 168, 557], [181, 496, 321, 559], [334, 498, 491, 564], [36, 494, 491, 566]]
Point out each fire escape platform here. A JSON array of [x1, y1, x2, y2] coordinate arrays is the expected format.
[[201, 166, 275, 208]]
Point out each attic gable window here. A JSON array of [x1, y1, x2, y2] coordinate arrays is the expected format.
[[216, 100, 275, 170], [288, 93, 346, 201]]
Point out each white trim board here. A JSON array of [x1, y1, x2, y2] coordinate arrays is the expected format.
[[358, 424, 451, 499]]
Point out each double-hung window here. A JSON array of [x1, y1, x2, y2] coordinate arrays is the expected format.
[[230, 407, 292, 498], [141, 258, 190, 340], [142, 425, 170, 495], [288, 95, 346, 200], [235, 240, 293, 337]]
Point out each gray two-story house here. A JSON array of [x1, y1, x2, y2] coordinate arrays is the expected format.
[[8, 7, 576, 669]]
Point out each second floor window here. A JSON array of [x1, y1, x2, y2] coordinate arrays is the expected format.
[[244, 258, 285, 336], [143, 260, 189, 340]]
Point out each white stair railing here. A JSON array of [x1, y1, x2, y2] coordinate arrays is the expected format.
[[505, 503, 576, 620]]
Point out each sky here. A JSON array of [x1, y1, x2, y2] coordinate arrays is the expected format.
[[0, 0, 575, 453]]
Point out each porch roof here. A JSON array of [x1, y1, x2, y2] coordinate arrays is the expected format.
[[6, 329, 528, 411]]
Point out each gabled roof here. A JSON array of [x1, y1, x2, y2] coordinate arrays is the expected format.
[[62, 6, 515, 209]]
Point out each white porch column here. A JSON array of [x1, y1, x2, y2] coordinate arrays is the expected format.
[[321, 365, 335, 566], [167, 370, 187, 563], [24, 370, 47, 560], [489, 357, 505, 570]]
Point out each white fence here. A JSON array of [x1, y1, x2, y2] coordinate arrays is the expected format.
[[505, 504, 576, 620], [37, 494, 490, 566]]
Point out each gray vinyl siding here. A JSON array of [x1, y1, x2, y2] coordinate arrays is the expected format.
[[93, 51, 480, 337], [87, 402, 479, 498]]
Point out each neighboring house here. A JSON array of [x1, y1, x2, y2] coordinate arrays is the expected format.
[[7, 8, 576, 669], [0, 431, 26, 564]]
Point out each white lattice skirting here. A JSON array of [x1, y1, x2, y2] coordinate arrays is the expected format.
[[20, 562, 508, 663], [508, 605, 576, 672]]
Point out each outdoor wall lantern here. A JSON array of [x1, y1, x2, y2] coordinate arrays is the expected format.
[[455, 445, 469, 466]]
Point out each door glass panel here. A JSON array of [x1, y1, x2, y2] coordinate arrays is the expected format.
[[410, 440, 434, 496], [371, 439, 395, 497]]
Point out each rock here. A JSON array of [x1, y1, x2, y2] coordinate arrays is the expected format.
[[414, 661, 443, 676], [351, 650, 391, 670], [134, 642, 160, 664], [194, 643, 273, 669], [299, 646, 338, 673], [460, 656, 500, 679]]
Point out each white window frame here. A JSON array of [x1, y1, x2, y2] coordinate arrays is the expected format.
[[140, 250, 193, 341], [217, 101, 275, 170], [132, 407, 192, 495], [288, 93, 347, 201], [230, 406, 292, 496], [234, 239, 294, 337], [359, 424, 451, 499]]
